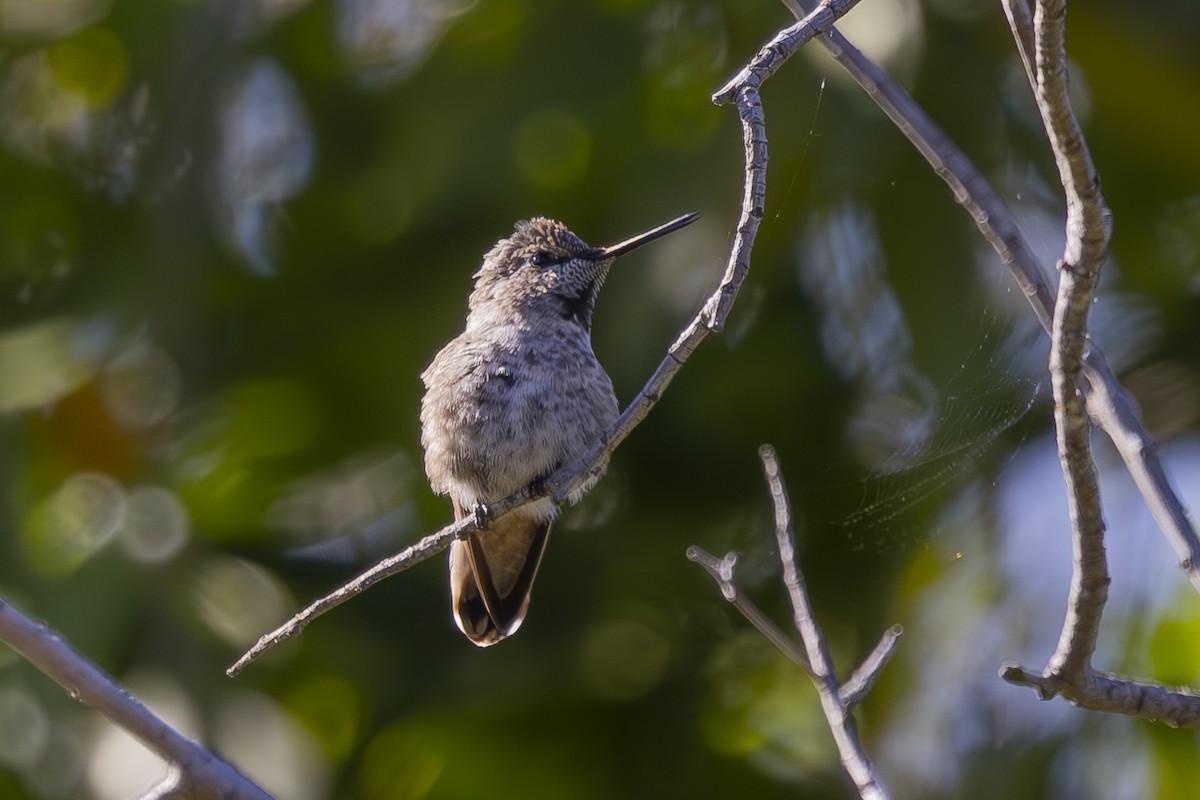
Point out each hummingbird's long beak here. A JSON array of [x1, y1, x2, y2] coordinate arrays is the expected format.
[[593, 212, 699, 260]]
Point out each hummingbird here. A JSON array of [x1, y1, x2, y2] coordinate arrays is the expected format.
[[420, 212, 698, 646]]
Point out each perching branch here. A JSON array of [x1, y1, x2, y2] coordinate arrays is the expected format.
[[781, 0, 1200, 592], [229, 0, 866, 678], [0, 598, 270, 800], [690, 445, 898, 800], [228, 512, 479, 675]]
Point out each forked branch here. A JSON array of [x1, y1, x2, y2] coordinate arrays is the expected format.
[[690, 446, 898, 800], [993, 0, 1200, 723], [759, 0, 1200, 730]]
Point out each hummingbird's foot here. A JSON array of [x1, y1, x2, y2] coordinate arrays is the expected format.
[[471, 503, 494, 530], [527, 472, 553, 499]]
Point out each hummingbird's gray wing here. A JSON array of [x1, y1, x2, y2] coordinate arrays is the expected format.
[[449, 501, 551, 647]]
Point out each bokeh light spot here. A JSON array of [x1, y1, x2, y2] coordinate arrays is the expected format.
[[115, 485, 191, 564], [0, 0, 111, 39], [336, 0, 473, 86], [0, 317, 111, 412], [806, 0, 924, 81], [0, 686, 49, 769], [46, 27, 130, 107], [190, 555, 292, 648], [282, 672, 363, 762], [216, 58, 313, 273], [0, 51, 88, 162], [358, 719, 446, 800], [578, 618, 671, 700], [99, 342, 183, 431], [701, 631, 832, 779], [213, 690, 330, 800], [266, 449, 415, 543], [514, 109, 591, 189], [21, 472, 126, 577], [87, 671, 198, 800]]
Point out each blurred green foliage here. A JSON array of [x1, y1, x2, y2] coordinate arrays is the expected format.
[[2, 0, 1200, 798]]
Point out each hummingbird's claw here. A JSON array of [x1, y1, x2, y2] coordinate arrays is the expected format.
[[472, 503, 494, 531]]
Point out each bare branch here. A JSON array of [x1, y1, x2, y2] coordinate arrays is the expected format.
[[683, 553, 904, 710], [1030, 0, 1113, 681], [779, 0, 1200, 592], [975, 0, 1200, 728], [839, 624, 903, 710], [759, 446, 836, 678], [229, 0, 868, 678], [990, 0, 1192, 728], [685, 546, 815, 677], [713, 0, 863, 102], [1000, 663, 1200, 729], [691, 447, 899, 800], [759, 445, 891, 800], [0, 598, 270, 800]]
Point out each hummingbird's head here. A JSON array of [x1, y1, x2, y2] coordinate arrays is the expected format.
[[468, 213, 698, 331]]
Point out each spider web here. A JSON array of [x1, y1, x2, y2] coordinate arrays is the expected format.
[[794, 198, 1046, 553], [835, 359, 1041, 553]]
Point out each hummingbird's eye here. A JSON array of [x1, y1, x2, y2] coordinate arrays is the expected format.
[[529, 251, 562, 267]]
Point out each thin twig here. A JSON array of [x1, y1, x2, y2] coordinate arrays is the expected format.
[[839, 624, 903, 709], [760, 447, 837, 681], [0, 598, 271, 799], [685, 546, 815, 677], [759, 446, 891, 800], [1000, 0, 1038, 90], [779, 0, 1200, 592], [713, 0, 863, 103], [688, 541, 899, 797], [229, 513, 477, 675]]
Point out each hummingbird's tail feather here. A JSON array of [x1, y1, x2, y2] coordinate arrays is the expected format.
[[449, 510, 551, 647]]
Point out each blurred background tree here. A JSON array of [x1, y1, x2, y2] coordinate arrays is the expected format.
[[1, 0, 1200, 798]]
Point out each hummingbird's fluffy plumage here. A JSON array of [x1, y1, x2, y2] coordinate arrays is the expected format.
[[420, 214, 695, 646]]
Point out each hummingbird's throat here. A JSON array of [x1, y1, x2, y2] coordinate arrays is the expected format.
[[555, 279, 602, 329]]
